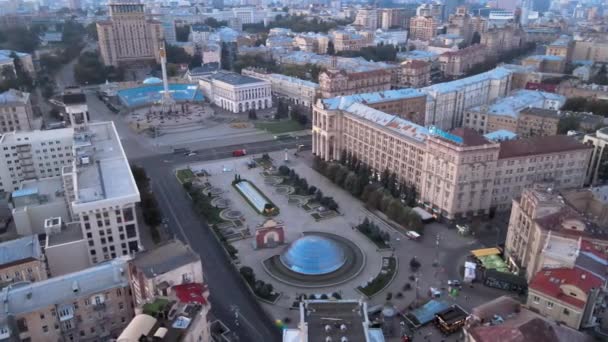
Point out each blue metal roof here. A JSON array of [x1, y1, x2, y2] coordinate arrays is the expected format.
[[484, 130, 518, 141], [409, 300, 450, 326], [322, 88, 425, 110]]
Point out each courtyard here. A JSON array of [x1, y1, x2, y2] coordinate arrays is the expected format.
[[176, 149, 518, 342]]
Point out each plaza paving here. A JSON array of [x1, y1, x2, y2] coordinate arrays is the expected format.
[[181, 150, 519, 342]]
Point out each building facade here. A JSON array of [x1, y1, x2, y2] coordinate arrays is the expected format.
[[318, 68, 392, 98], [409, 16, 438, 41], [398, 60, 431, 88], [0, 257, 133, 342], [353, 8, 378, 30], [242, 68, 319, 108], [97, 0, 164, 67], [331, 30, 375, 52], [0, 89, 33, 133], [0, 235, 47, 286], [583, 127, 608, 185], [438, 44, 487, 78], [199, 71, 272, 113]]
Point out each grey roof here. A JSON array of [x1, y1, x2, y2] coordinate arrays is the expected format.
[[0, 89, 30, 106], [305, 301, 373, 342], [206, 71, 266, 85], [46, 222, 84, 247], [0, 236, 42, 267], [131, 240, 200, 278], [0, 257, 129, 316]]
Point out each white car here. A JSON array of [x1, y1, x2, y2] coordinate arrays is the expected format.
[[186, 152, 197, 157]]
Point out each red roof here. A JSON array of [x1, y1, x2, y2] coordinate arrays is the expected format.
[[529, 267, 604, 309], [172, 283, 208, 306], [580, 240, 608, 262]]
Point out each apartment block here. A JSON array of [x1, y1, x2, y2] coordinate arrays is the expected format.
[[0, 50, 35, 76], [0, 89, 33, 133], [480, 25, 521, 56], [546, 35, 573, 61], [319, 68, 392, 99], [521, 55, 566, 74], [128, 240, 203, 307], [353, 8, 378, 30], [572, 36, 608, 64], [0, 257, 133, 341], [423, 67, 514, 130], [398, 60, 431, 88], [97, 0, 164, 67], [463, 89, 565, 135], [330, 30, 375, 52], [0, 235, 47, 286], [438, 44, 487, 78], [314, 94, 590, 219], [584, 127, 608, 185], [409, 16, 438, 41]]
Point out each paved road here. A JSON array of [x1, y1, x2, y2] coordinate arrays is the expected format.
[[133, 137, 311, 342]]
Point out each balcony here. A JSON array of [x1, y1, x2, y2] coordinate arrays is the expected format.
[[93, 302, 106, 311]]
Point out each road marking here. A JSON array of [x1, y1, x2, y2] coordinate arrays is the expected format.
[[154, 179, 191, 246]]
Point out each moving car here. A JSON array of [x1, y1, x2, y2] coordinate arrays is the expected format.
[[232, 149, 247, 157]]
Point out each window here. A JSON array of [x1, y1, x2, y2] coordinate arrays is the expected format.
[[563, 308, 570, 315], [123, 208, 134, 221], [532, 296, 540, 304], [119, 302, 124, 310], [42, 325, 48, 333], [40, 313, 45, 320], [126, 224, 137, 238], [547, 301, 554, 309]]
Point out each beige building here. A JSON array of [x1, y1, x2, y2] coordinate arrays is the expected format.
[[438, 44, 487, 78], [521, 55, 566, 74], [0, 89, 33, 133], [527, 266, 604, 330], [504, 186, 608, 281], [0, 257, 133, 341], [293, 33, 329, 54], [242, 68, 319, 108], [546, 35, 573, 61], [584, 127, 608, 185], [128, 240, 204, 307], [314, 92, 590, 219], [97, 0, 164, 67], [331, 30, 375, 52], [463, 89, 565, 135], [318, 68, 392, 98], [378, 8, 409, 30], [0, 235, 47, 287], [353, 8, 378, 30], [572, 36, 608, 63], [398, 60, 431, 88], [480, 25, 521, 56], [409, 16, 438, 41]]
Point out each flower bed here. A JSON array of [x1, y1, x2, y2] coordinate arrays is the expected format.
[[357, 257, 397, 297], [233, 179, 279, 216]]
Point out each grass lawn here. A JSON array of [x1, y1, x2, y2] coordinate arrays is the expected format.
[[176, 169, 195, 184], [254, 120, 304, 134], [357, 257, 397, 297]]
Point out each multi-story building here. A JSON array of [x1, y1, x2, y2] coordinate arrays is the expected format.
[[572, 36, 608, 64], [314, 95, 590, 218], [330, 30, 375, 52], [128, 239, 204, 307], [199, 71, 272, 113], [438, 44, 487, 78], [353, 8, 378, 30], [293, 33, 329, 54], [242, 68, 319, 108], [546, 35, 573, 61], [283, 300, 385, 341], [0, 89, 33, 133], [398, 60, 431, 88], [318, 68, 392, 98], [0, 50, 35, 77], [0, 235, 47, 286], [584, 127, 608, 185], [446, 6, 474, 43], [189, 24, 212, 45], [463, 89, 565, 135], [464, 296, 593, 342], [97, 0, 164, 67], [409, 15, 438, 41], [521, 55, 566, 74], [480, 25, 521, 56], [504, 185, 608, 280], [423, 66, 514, 130], [118, 284, 211, 342], [0, 257, 133, 341], [527, 266, 605, 330], [378, 8, 409, 30]]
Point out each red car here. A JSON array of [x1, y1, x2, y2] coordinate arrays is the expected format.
[[232, 149, 247, 157]]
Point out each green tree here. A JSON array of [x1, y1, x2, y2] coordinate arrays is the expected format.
[[175, 25, 190, 42], [86, 23, 98, 41], [558, 115, 581, 134], [327, 40, 335, 55], [165, 44, 191, 64], [471, 31, 481, 45]]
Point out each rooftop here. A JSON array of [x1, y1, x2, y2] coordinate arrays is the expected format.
[[529, 267, 604, 308], [447, 127, 493, 147], [269, 73, 319, 88], [498, 135, 590, 159], [520, 107, 559, 118], [322, 88, 425, 110], [397, 50, 439, 61], [0, 89, 29, 106], [73, 122, 139, 207], [525, 54, 565, 62], [283, 300, 384, 342], [0, 236, 42, 268], [345, 102, 429, 143], [131, 240, 200, 278], [469, 89, 565, 118], [484, 130, 518, 142], [424, 67, 513, 94], [205, 71, 266, 86], [467, 296, 593, 342], [0, 50, 29, 63], [46, 222, 84, 248], [0, 257, 129, 316], [62, 93, 86, 105]]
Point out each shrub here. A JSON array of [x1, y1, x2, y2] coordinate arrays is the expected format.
[[332, 292, 342, 299], [410, 257, 421, 271], [278, 165, 290, 176], [320, 294, 329, 299], [240, 266, 255, 285]]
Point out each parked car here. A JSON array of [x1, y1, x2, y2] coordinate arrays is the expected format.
[[232, 149, 247, 157], [447, 280, 461, 288]]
